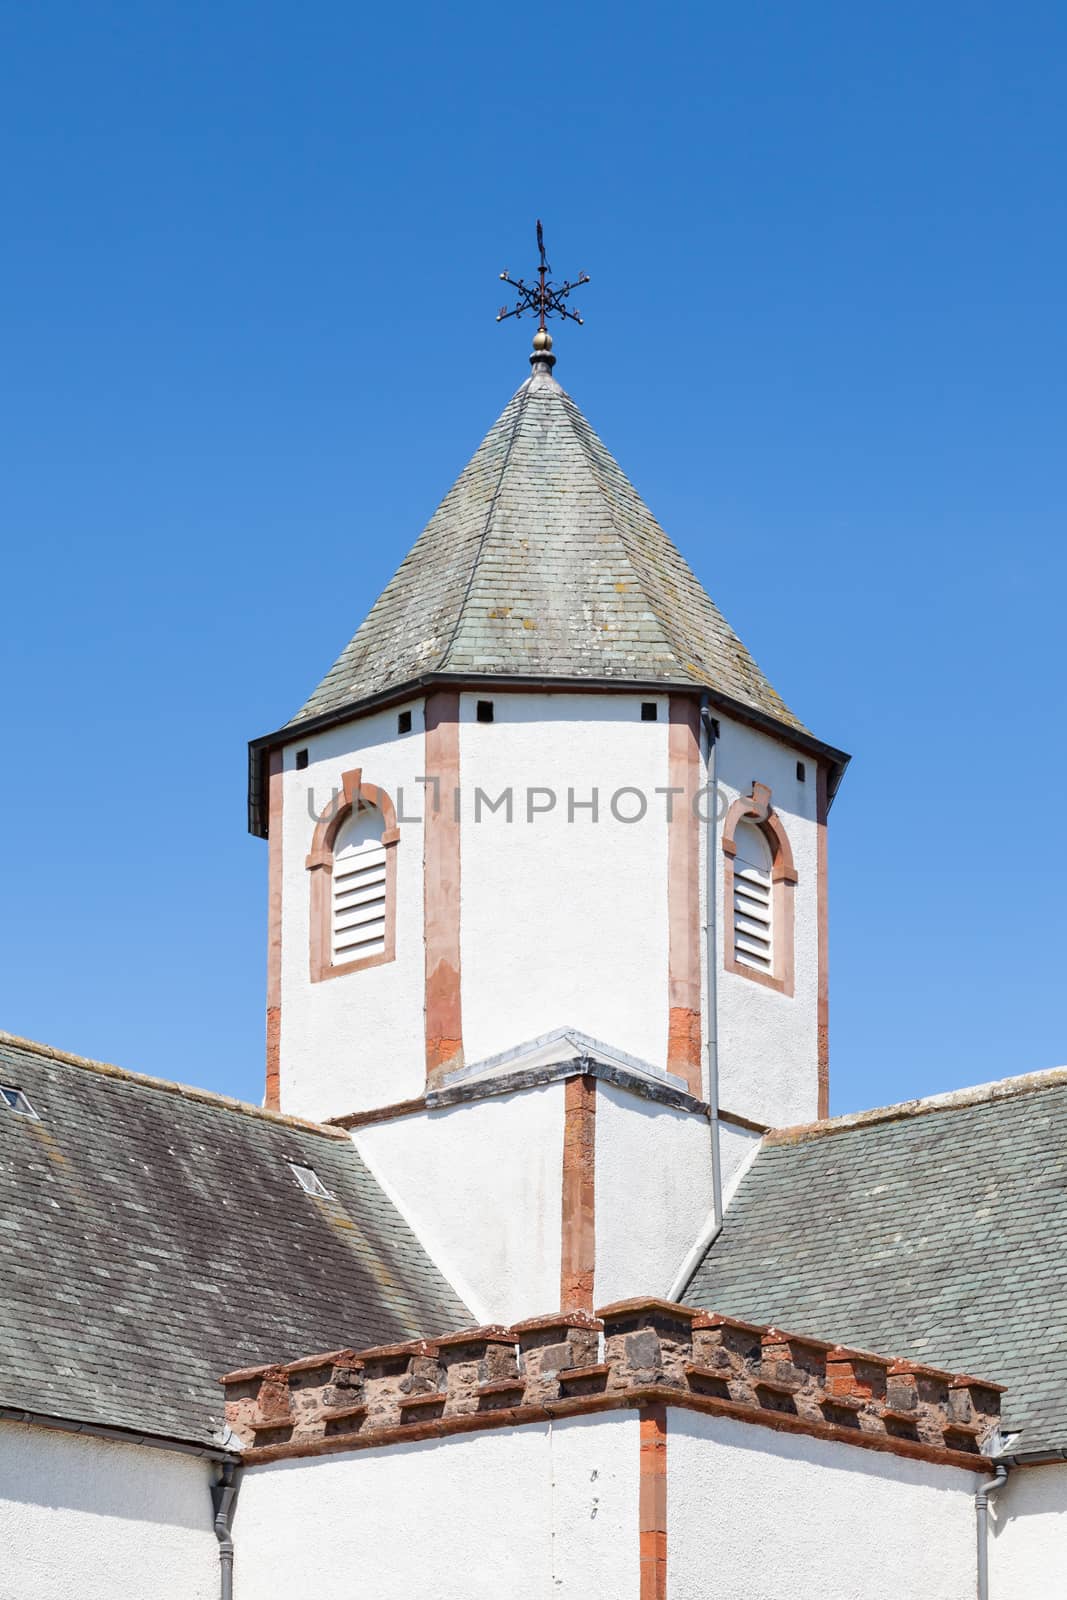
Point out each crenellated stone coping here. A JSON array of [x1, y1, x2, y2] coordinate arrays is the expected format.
[[220, 1301, 1004, 1460]]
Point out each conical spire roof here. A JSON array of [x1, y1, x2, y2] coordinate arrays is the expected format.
[[290, 360, 804, 733]]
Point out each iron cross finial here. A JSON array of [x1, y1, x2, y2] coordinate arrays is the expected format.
[[497, 220, 590, 336]]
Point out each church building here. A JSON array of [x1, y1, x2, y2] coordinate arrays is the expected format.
[[1, 289, 1065, 1599]]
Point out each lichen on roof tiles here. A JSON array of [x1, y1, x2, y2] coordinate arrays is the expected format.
[[0, 1035, 469, 1446], [686, 1077, 1067, 1456], [290, 366, 804, 731]]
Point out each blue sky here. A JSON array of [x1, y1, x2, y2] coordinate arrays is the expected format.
[[1, 1, 1064, 1114]]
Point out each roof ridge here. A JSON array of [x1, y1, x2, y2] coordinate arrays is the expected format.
[[0, 1029, 348, 1139], [438, 379, 532, 672], [765, 1064, 1067, 1148]]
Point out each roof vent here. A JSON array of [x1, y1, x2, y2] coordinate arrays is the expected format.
[[1, 1085, 37, 1117], [289, 1162, 332, 1198]]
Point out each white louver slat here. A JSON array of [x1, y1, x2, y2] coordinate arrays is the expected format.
[[733, 858, 772, 973], [332, 839, 387, 962]]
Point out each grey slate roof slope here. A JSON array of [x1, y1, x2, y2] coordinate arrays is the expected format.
[[686, 1073, 1067, 1456], [291, 364, 804, 732], [0, 1034, 469, 1447]]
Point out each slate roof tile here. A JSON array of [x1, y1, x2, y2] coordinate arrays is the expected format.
[[687, 1078, 1067, 1455], [290, 366, 803, 733], [0, 1035, 469, 1446]]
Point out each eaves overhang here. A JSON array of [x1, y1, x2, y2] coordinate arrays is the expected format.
[[0, 1402, 240, 1461], [247, 672, 851, 838]]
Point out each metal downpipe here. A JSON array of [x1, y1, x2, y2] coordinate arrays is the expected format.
[[212, 1462, 242, 1600], [666, 696, 722, 1300], [701, 700, 723, 1234], [976, 1461, 1008, 1600]]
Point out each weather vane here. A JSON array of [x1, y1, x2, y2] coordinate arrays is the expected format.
[[497, 221, 590, 353]]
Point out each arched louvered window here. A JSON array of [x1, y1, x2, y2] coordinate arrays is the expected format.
[[722, 783, 797, 997], [306, 770, 399, 982]]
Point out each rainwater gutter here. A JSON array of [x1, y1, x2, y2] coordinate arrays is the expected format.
[[0, 1404, 236, 1462]]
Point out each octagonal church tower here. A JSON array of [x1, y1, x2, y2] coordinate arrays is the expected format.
[[248, 334, 848, 1320]]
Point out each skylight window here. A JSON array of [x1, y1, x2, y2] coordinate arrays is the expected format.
[[289, 1162, 332, 1198], [1, 1085, 37, 1117]]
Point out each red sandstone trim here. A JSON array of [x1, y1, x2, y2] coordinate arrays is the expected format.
[[348, 1339, 437, 1364], [424, 691, 463, 1081], [330, 1094, 430, 1130], [285, 1348, 355, 1374], [722, 783, 797, 997], [561, 1074, 597, 1311], [826, 1343, 893, 1367], [600, 1297, 701, 1322], [666, 698, 703, 1097], [265, 749, 284, 1109], [816, 763, 830, 1117], [510, 1310, 604, 1334], [639, 1404, 668, 1600], [889, 1360, 1006, 1391], [692, 1311, 768, 1336], [434, 1325, 513, 1348], [717, 1106, 770, 1134], [764, 1324, 838, 1353], [306, 768, 399, 983], [235, 1386, 994, 1474], [559, 1362, 610, 1385]]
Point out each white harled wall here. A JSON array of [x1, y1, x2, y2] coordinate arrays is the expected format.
[[233, 1414, 640, 1600], [458, 691, 670, 1068], [278, 701, 427, 1121], [0, 1422, 217, 1600], [713, 715, 821, 1129], [276, 690, 823, 1131], [667, 1411, 979, 1599], [593, 1082, 713, 1305], [989, 1463, 1067, 1597], [352, 1083, 565, 1324], [353, 1083, 764, 1326], [228, 1408, 1014, 1600]]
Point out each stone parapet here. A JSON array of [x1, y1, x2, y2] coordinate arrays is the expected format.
[[220, 1299, 1003, 1463]]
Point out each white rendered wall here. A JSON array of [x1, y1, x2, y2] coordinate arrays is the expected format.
[[713, 715, 821, 1129], [594, 1082, 714, 1305], [0, 1421, 216, 1600], [352, 1083, 565, 1324], [234, 1413, 639, 1600], [989, 1462, 1067, 1598], [459, 692, 671, 1069], [276, 692, 824, 1129], [278, 701, 426, 1120], [667, 1411, 979, 1600]]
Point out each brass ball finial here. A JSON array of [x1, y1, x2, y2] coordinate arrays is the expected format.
[[532, 327, 553, 352]]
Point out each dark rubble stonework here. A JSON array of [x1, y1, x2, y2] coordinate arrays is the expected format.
[[289, 365, 805, 734], [0, 1034, 469, 1447], [687, 1074, 1067, 1456]]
